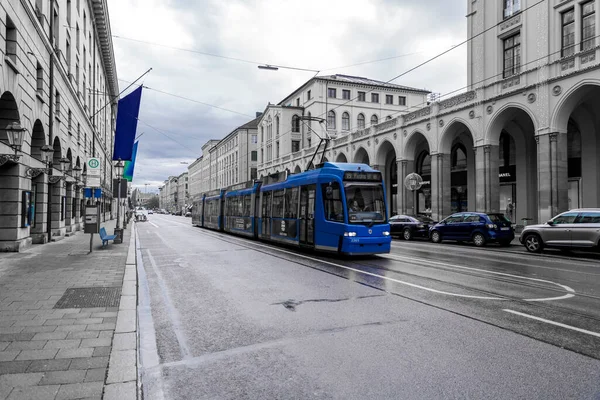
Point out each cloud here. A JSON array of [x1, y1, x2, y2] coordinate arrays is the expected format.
[[107, 0, 468, 193]]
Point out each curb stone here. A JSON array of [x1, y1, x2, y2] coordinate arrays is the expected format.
[[103, 221, 138, 400]]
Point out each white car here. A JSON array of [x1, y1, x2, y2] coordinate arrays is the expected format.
[[135, 207, 148, 222]]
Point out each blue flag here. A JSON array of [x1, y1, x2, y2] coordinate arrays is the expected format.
[[113, 86, 142, 161], [123, 141, 138, 182]]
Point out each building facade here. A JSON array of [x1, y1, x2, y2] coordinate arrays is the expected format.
[[257, 75, 429, 178], [257, 0, 600, 226], [0, 0, 118, 251], [186, 118, 259, 200]]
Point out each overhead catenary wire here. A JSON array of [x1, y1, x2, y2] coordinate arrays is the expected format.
[[134, 0, 550, 178]]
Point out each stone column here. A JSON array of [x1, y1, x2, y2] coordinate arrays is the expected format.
[[398, 160, 408, 214], [474, 145, 500, 213], [30, 175, 49, 244], [50, 180, 66, 239], [65, 183, 74, 233], [431, 153, 451, 221], [537, 132, 568, 222], [0, 163, 33, 251]]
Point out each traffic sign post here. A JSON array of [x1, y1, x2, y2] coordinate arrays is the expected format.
[[85, 158, 102, 252]]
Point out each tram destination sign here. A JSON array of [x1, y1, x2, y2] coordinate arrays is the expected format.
[[343, 171, 382, 182]]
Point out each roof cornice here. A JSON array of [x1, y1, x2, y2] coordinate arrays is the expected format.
[[91, 0, 119, 99]]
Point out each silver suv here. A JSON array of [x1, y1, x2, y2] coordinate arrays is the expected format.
[[520, 209, 600, 253]]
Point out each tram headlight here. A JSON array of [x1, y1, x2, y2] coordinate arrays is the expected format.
[[382, 231, 390, 236], [344, 232, 357, 237]]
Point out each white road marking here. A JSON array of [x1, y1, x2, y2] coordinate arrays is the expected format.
[[148, 221, 159, 228], [503, 309, 600, 338], [383, 254, 575, 302]]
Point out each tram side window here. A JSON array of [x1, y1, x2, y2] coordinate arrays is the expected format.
[[272, 190, 284, 218], [262, 192, 271, 218], [321, 182, 344, 222], [284, 187, 299, 219], [244, 195, 251, 217]]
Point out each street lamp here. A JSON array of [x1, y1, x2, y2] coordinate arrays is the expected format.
[[0, 121, 26, 166], [257, 64, 279, 71]]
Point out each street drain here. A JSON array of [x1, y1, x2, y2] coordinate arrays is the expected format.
[[53, 287, 121, 309]]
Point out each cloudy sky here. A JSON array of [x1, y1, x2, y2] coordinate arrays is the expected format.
[[106, 0, 468, 193]]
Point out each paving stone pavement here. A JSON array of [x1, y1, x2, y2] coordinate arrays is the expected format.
[[0, 219, 137, 400]]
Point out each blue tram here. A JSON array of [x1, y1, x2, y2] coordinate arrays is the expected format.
[[192, 162, 391, 255]]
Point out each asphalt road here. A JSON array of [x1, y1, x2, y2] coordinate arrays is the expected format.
[[136, 214, 600, 400]]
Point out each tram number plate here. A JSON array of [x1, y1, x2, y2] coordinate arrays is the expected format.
[[351, 238, 360, 243]]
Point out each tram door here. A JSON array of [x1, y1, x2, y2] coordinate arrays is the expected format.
[[300, 185, 315, 245], [262, 192, 271, 237]]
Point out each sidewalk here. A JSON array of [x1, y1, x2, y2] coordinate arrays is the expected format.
[[0, 219, 138, 400]]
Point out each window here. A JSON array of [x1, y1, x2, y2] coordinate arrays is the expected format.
[[251, 135, 257, 144], [285, 188, 299, 219], [296, 98, 300, 107], [65, 38, 71, 72], [385, 95, 393, 104], [276, 116, 279, 136], [357, 91, 366, 101], [251, 168, 257, 180], [67, 0, 72, 25], [357, 114, 365, 129], [398, 96, 406, 106], [328, 88, 337, 98], [76, 24, 80, 52], [261, 127, 264, 142], [251, 151, 257, 161], [371, 93, 379, 103], [276, 141, 279, 158], [53, 8, 59, 45], [5, 17, 17, 64], [321, 182, 344, 222], [503, 33, 521, 78], [55, 91, 61, 118], [292, 140, 300, 153], [552, 212, 578, 224], [68, 110, 72, 132], [370, 114, 378, 126], [342, 89, 351, 100], [582, 1, 596, 51], [272, 190, 284, 218], [562, 9, 575, 57], [292, 115, 300, 133], [342, 112, 350, 130], [327, 110, 336, 129], [36, 63, 44, 94], [260, 149, 264, 163], [504, 0, 521, 19], [575, 212, 600, 224], [307, 90, 311, 100]]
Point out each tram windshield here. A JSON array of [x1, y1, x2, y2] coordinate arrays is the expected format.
[[344, 183, 386, 224]]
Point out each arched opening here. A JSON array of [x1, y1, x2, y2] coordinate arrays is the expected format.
[[370, 114, 378, 126], [335, 153, 348, 163], [488, 107, 537, 224], [357, 113, 365, 130], [342, 112, 350, 131], [293, 165, 301, 174], [439, 121, 475, 218], [0, 92, 19, 144], [402, 131, 431, 217], [31, 120, 46, 161], [353, 147, 370, 165], [551, 83, 600, 219], [52, 136, 62, 166], [375, 141, 397, 216]]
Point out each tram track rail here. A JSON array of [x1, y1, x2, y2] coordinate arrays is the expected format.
[[147, 217, 600, 359]]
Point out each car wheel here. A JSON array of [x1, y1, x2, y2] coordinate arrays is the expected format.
[[403, 228, 413, 241], [523, 233, 543, 253], [430, 230, 441, 243], [472, 232, 486, 247]]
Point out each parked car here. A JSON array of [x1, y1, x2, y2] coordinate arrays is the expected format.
[[148, 210, 154, 215], [389, 214, 437, 240], [429, 212, 514, 247], [135, 207, 148, 222], [520, 208, 600, 253]]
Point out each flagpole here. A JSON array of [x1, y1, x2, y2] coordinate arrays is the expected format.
[[92, 67, 152, 119]]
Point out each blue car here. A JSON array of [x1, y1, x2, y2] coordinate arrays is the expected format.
[[429, 212, 514, 247]]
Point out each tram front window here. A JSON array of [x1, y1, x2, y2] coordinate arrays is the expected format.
[[345, 184, 386, 224]]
